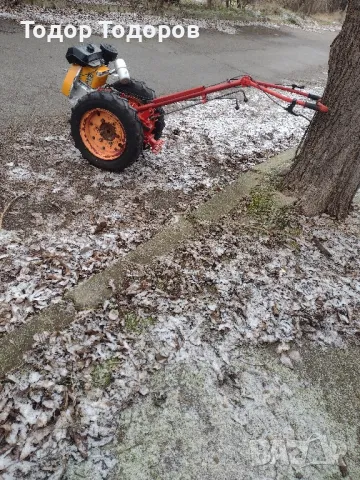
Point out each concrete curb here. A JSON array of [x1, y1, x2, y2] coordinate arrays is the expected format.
[[0, 149, 295, 377], [0, 301, 75, 378], [66, 217, 194, 310]]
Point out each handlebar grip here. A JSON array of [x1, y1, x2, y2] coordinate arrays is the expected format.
[[304, 101, 328, 113], [308, 93, 321, 101], [304, 102, 318, 111]]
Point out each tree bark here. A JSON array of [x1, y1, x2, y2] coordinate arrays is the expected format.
[[283, 0, 360, 219]]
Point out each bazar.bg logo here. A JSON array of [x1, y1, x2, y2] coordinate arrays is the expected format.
[[250, 435, 347, 466]]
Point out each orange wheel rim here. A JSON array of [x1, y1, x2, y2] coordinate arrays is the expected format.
[[80, 108, 126, 161]]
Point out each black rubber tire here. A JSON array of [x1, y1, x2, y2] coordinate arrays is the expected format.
[[70, 90, 143, 172], [111, 79, 165, 141]]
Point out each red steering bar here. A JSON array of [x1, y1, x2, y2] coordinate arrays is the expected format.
[[136, 76, 328, 114]]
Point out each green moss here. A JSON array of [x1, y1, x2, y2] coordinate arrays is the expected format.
[[124, 312, 157, 335], [246, 185, 302, 241], [92, 358, 120, 389], [288, 238, 301, 251], [247, 186, 275, 219]]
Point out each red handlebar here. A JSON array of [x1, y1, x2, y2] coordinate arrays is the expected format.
[[136, 75, 329, 114]]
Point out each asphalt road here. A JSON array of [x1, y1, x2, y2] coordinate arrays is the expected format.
[[0, 18, 336, 128]]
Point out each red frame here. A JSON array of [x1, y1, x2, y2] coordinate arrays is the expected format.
[[133, 76, 328, 152]]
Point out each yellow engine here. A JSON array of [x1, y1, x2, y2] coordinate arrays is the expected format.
[[61, 64, 109, 97], [79, 65, 109, 89], [61, 44, 130, 104]]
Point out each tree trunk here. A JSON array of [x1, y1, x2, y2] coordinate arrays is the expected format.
[[283, 0, 360, 219]]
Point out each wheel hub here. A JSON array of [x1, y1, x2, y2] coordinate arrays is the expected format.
[[99, 121, 116, 142], [80, 108, 126, 161]]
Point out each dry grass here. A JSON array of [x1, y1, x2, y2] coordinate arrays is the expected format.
[[282, 0, 346, 14], [250, 0, 346, 21], [181, 0, 347, 16], [311, 10, 346, 23], [147, 0, 346, 23]]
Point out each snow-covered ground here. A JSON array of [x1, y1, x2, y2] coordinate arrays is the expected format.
[[0, 1, 341, 34], [0, 90, 314, 334], [0, 4, 351, 478], [1, 197, 360, 479]]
